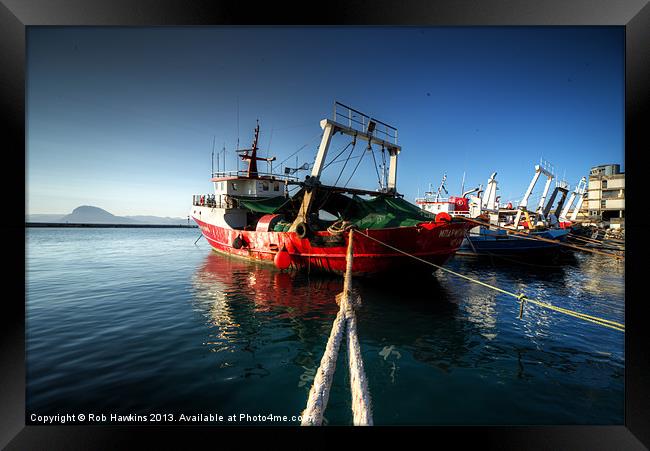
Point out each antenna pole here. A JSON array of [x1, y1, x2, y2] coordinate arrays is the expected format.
[[461, 171, 466, 195], [222, 143, 226, 173], [236, 97, 240, 174], [211, 135, 215, 176]]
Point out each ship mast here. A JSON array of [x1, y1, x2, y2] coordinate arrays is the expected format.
[[434, 174, 448, 202], [236, 120, 276, 178]]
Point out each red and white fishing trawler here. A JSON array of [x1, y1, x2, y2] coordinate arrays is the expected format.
[[415, 174, 474, 218], [190, 103, 473, 276]]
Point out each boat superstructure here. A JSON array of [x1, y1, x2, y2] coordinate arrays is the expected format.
[[415, 171, 500, 220], [414, 174, 474, 218], [463, 164, 571, 256], [417, 165, 573, 257], [558, 176, 587, 225]]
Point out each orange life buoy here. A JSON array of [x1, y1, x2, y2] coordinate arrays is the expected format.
[[274, 245, 291, 270]]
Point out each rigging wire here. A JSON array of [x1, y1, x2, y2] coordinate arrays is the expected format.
[[369, 145, 382, 189], [322, 140, 355, 171], [324, 155, 363, 167], [333, 138, 358, 187], [312, 138, 359, 215], [277, 131, 324, 167], [342, 142, 371, 188]]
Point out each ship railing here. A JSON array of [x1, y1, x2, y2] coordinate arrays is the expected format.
[[414, 196, 453, 203], [192, 194, 223, 208], [211, 170, 300, 182], [333, 101, 398, 145], [539, 158, 555, 177]]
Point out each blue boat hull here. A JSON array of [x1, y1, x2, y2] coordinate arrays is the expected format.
[[458, 228, 569, 257]]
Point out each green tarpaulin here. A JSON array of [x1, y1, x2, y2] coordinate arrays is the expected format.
[[345, 195, 435, 229], [233, 195, 290, 214], [234, 191, 435, 230]]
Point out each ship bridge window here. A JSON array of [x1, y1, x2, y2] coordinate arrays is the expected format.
[[231, 182, 238, 191], [262, 182, 269, 191], [273, 183, 279, 192]]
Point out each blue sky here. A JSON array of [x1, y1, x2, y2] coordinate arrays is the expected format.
[[27, 27, 624, 217]]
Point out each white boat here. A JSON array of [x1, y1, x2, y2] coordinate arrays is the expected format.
[[417, 167, 571, 257]]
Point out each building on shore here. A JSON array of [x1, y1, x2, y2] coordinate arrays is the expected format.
[[586, 164, 625, 228]]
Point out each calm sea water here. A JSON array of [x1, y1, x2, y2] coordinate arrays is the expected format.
[[26, 228, 624, 425]]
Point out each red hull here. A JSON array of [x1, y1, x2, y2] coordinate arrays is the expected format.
[[193, 216, 471, 276]]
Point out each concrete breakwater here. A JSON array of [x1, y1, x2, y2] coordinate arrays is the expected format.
[[26, 222, 198, 228]]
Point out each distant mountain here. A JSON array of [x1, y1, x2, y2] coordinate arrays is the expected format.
[[28, 206, 189, 225], [59, 206, 139, 224]]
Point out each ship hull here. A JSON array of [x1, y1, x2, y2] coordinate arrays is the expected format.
[[192, 209, 472, 276], [458, 228, 570, 257]]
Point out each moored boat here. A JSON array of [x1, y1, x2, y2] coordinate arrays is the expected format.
[[457, 225, 569, 257], [418, 167, 571, 257], [191, 103, 473, 276]]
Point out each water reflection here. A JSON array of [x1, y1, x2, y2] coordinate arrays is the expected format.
[[190, 252, 486, 381], [452, 252, 576, 284], [191, 252, 342, 351], [191, 252, 348, 386], [188, 249, 623, 422], [568, 253, 624, 298], [453, 249, 580, 272], [192, 252, 341, 316], [25, 229, 624, 424], [352, 275, 480, 376], [453, 251, 623, 375]]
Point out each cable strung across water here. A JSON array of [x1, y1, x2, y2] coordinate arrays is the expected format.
[[354, 229, 625, 333]]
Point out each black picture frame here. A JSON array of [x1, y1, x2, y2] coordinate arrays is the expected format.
[[3, 1, 648, 448]]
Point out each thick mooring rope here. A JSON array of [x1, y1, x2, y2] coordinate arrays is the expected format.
[[345, 309, 373, 425], [300, 308, 347, 426], [301, 230, 373, 426]]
